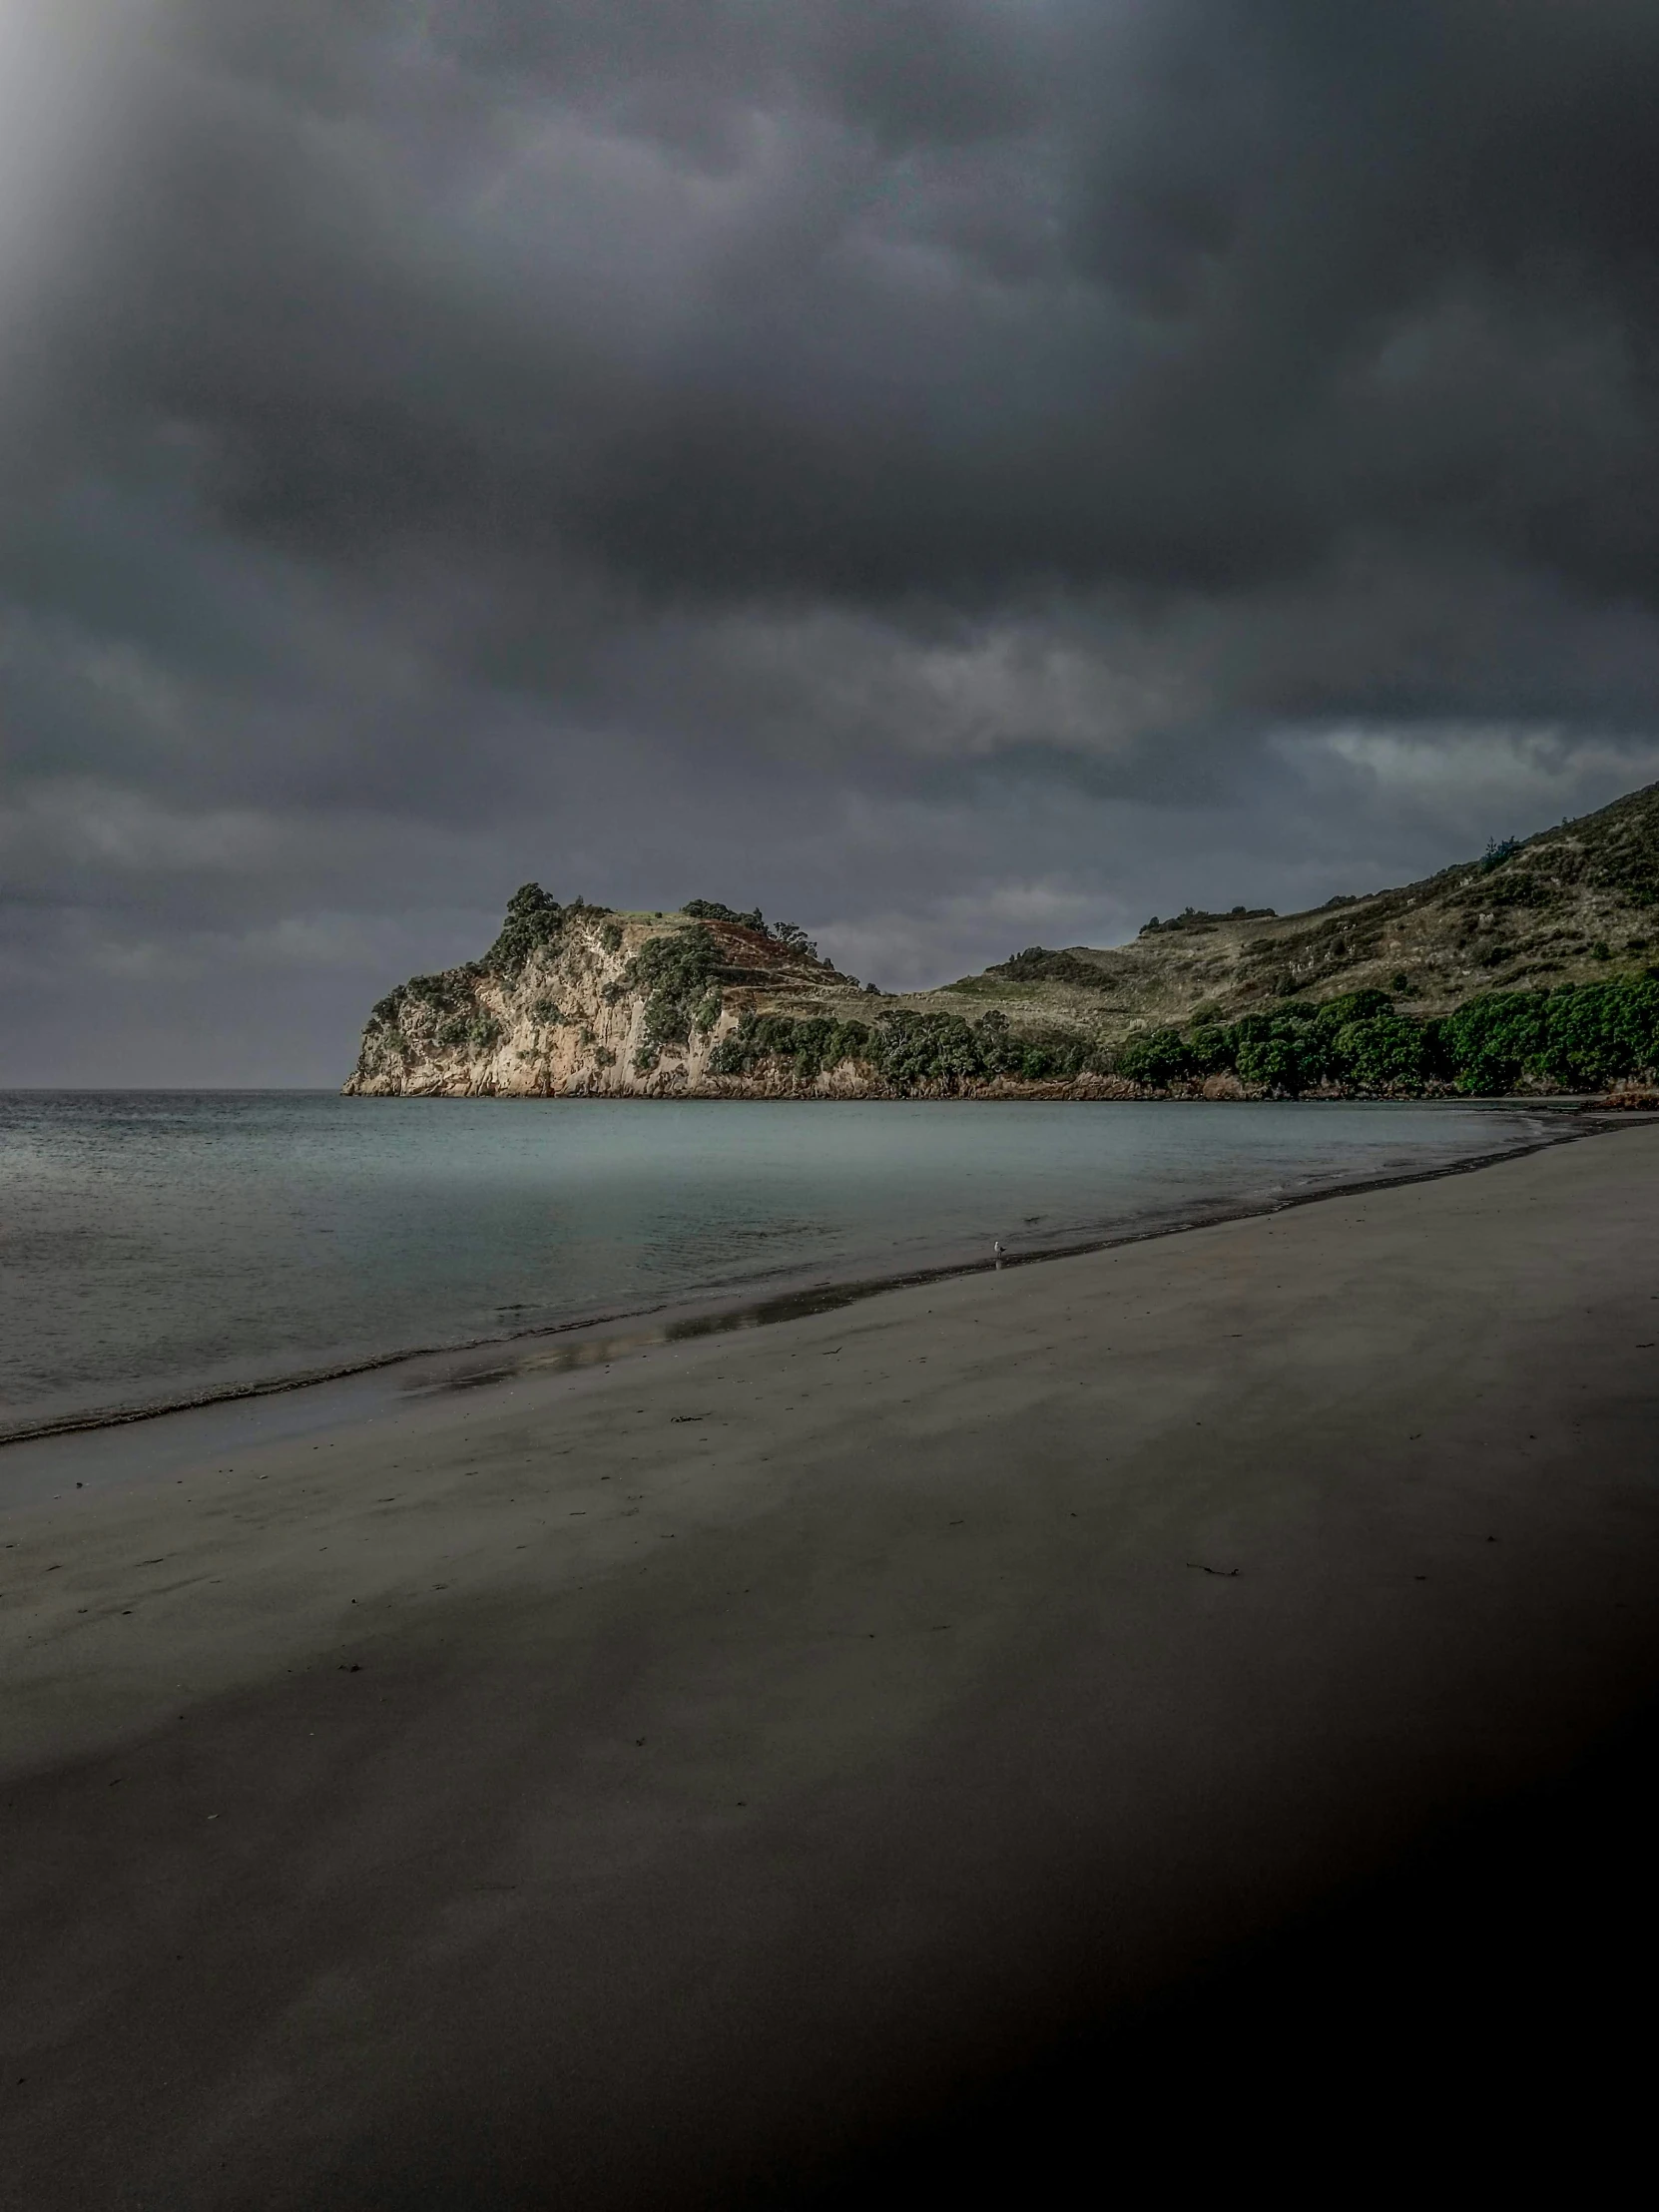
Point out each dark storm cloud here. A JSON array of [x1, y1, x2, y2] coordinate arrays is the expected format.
[[4, 1, 1659, 1079], [48, 0, 1656, 603]]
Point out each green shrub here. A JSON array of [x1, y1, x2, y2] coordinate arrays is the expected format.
[[997, 946, 1114, 988], [693, 971, 1659, 1098], [872, 1011, 983, 1087], [1189, 1023, 1236, 1074], [683, 898, 766, 928], [711, 1012, 873, 1082], [485, 884, 567, 979], [1441, 991, 1549, 1092], [1109, 974, 1659, 1096], [1140, 905, 1274, 936], [626, 926, 728, 1046], [1332, 1014, 1434, 1093], [1116, 1028, 1195, 1087], [708, 1005, 1104, 1090], [1234, 1032, 1305, 1090], [680, 900, 821, 957], [1527, 976, 1659, 1089], [401, 969, 478, 1017]]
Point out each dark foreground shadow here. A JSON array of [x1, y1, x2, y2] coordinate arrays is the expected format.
[[766, 1701, 1659, 2202]]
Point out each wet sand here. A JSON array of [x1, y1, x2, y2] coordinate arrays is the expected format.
[[3, 1125, 1659, 2205]]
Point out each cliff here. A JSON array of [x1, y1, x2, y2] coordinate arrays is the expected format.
[[343, 894, 894, 1099], [344, 784, 1659, 1098]]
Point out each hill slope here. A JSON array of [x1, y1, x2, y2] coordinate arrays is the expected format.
[[345, 785, 1659, 1099], [931, 778, 1659, 1030]]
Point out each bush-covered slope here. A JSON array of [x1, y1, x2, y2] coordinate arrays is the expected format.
[[1113, 978, 1659, 1097]]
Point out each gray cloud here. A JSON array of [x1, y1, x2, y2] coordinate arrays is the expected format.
[[4, 1, 1659, 1080]]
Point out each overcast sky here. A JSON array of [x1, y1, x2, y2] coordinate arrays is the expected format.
[[4, 1, 1659, 1082]]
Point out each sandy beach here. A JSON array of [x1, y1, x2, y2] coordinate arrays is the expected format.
[[4, 1123, 1659, 2205]]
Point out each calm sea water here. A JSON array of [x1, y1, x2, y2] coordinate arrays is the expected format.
[[0, 1092, 1551, 1441]]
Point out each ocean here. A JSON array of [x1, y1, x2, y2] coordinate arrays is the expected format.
[[0, 1091, 1559, 1446]]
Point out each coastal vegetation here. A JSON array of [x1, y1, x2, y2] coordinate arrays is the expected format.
[[1114, 975, 1659, 1096], [994, 947, 1116, 988], [683, 899, 821, 959], [1139, 904, 1276, 935], [482, 884, 611, 981], [622, 926, 730, 1046], [683, 898, 766, 928], [711, 1007, 1102, 1087], [705, 976, 1659, 1095]]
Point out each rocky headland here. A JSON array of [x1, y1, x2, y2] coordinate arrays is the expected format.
[[345, 783, 1659, 1099]]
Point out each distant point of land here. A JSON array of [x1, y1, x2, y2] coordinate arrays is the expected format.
[[345, 781, 1659, 1101]]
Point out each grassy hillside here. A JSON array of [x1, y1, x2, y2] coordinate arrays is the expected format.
[[918, 779, 1659, 1045]]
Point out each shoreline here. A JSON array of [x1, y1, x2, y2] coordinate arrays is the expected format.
[[0, 1100, 1612, 1456], [3, 1124, 1658, 2205]]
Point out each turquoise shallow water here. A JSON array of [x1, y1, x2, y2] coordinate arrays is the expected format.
[[0, 1092, 1551, 1440]]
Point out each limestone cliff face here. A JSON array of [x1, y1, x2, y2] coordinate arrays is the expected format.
[[342, 893, 893, 1099]]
